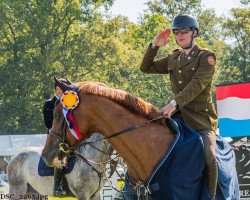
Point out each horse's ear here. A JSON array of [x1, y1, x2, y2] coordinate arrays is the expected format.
[[66, 77, 73, 85], [54, 76, 71, 92]]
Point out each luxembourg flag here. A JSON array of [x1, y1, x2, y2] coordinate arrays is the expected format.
[[216, 82, 250, 137]]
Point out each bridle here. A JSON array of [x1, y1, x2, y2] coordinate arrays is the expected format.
[[48, 109, 71, 154], [49, 128, 71, 154], [49, 119, 120, 196], [48, 113, 112, 169]]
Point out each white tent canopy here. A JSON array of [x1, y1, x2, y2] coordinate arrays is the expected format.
[[0, 134, 47, 157]]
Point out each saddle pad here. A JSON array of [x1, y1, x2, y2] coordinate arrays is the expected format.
[[124, 119, 240, 200], [38, 154, 76, 176]]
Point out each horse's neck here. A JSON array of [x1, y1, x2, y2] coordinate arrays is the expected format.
[[80, 134, 113, 161], [86, 96, 174, 181]]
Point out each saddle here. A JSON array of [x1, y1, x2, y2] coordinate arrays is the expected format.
[[124, 119, 240, 200]]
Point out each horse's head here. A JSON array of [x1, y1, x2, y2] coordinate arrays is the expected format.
[[42, 77, 163, 169], [42, 77, 91, 167]]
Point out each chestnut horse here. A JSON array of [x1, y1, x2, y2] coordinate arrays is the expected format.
[[42, 80, 174, 182], [42, 78, 239, 200]]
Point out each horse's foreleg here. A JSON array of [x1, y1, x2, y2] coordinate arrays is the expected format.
[[7, 152, 29, 200], [91, 194, 101, 200], [9, 183, 28, 200], [72, 191, 89, 200]]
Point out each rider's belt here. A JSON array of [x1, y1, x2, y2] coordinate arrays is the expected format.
[[174, 94, 212, 102]]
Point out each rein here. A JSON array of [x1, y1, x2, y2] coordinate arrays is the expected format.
[[77, 114, 165, 146], [49, 114, 165, 151], [49, 114, 166, 156]]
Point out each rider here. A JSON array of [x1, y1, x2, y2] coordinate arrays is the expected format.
[[43, 78, 69, 197], [140, 14, 218, 199]]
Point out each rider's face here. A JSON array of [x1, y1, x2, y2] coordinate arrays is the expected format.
[[174, 27, 195, 48]]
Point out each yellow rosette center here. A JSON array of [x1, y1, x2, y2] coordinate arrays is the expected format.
[[61, 90, 79, 110]]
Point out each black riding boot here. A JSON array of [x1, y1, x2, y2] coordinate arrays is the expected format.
[[53, 168, 66, 197], [206, 161, 218, 200]]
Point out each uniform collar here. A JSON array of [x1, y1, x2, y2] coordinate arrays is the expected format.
[[182, 44, 199, 57], [177, 44, 200, 69]]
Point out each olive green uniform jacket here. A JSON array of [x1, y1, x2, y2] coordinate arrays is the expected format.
[[140, 43, 218, 132]]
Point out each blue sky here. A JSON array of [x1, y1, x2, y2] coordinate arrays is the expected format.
[[110, 0, 243, 23]]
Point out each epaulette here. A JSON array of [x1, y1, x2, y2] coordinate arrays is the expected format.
[[172, 48, 181, 57]]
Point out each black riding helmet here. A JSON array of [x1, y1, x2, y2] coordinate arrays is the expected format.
[[172, 14, 199, 36], [172, 14, 199, 49]]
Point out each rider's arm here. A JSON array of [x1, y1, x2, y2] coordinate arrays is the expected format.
[[140, 43, 169, 74]]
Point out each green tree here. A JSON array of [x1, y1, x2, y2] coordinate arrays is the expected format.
[[0, 0, 248, 135], [145, 0, 202, 20], [119, 13, 175, 107], [0, 0, 116, 134], [219, 6, 250, 83]]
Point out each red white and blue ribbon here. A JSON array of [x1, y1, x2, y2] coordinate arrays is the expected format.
[[60, 90, 83, 139], [63, 108, 83, 139]]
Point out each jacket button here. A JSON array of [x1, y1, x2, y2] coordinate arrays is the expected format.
[[178, 70, 181, 73], [205, 109, 208, 112], [178, 81, 182, 84], [192, 67, 195, 70]]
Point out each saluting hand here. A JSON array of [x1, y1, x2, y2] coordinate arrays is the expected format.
[[152, 29, 171, 47]]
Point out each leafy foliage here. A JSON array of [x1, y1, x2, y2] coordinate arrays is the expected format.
[[144, 0, 202, 21], [0, 0, 248, 134], [220, 7, 250, 83]]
